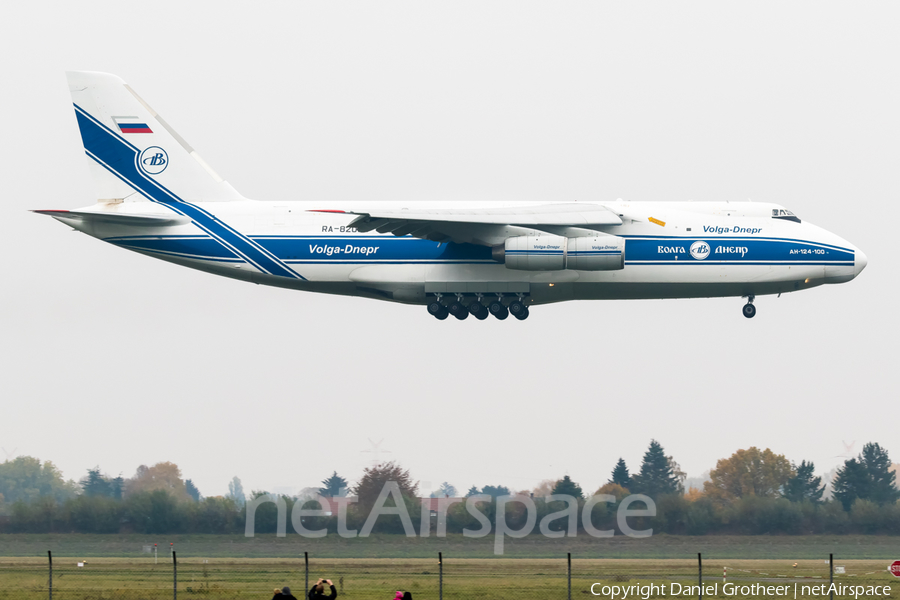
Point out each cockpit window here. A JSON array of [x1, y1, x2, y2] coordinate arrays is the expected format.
[[772, 208, 801, 223]]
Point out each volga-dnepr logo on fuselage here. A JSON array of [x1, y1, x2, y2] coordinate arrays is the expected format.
[[690, 241, 710, 260], [657, 240, 750, 260], [139, 146, 168, 175]]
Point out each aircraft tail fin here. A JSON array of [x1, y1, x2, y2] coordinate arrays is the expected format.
[[66, 71, 245, 203]]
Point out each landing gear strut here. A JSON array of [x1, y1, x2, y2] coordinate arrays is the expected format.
[[742, 295, 756, 319]]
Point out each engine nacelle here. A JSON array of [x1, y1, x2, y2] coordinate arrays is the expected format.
[[493, 235, 625, 271], [566, 236, 625, 271], [496, 235, 567, 271]]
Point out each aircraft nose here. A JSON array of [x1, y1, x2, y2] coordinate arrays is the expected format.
[[855, 247, 868, 277]]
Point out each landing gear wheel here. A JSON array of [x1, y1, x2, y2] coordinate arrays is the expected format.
[[742, 303, 756, 319], [449, 301, 469, 320], [509, 300, 527, 319], [427, 301, 448, 320], [448, 300, 464, 317], [469, 302, 489, 320], [489, 301, 508, 320]]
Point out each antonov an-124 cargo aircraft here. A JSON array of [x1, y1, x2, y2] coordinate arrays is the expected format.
[[37, 72, 867, 321]]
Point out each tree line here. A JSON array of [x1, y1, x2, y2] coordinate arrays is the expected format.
[[1, 440, 897, 535]]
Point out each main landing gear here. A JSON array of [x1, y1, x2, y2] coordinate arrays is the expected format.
[[427, 301, 448, 320], [508, 300, 529, 321], [488, 300, 508, 320], [742, 295, 756, 319], [448, 299, 468, 320], [428, 294, 529, 321]]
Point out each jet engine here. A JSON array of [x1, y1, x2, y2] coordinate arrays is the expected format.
[[492, 235, 625, 271]]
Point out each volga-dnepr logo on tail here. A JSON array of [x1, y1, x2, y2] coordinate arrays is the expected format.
[[139, 146, 168, 175]]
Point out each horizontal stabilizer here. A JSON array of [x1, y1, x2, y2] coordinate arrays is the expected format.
[[32, 209, 188, 226]]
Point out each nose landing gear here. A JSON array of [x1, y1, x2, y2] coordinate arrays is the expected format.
[[742, 295, 756, 319]]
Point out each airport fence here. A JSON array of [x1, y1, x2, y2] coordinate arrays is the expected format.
[[0, 552, 897, 600]]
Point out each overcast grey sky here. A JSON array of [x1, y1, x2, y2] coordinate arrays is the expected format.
[[1, 2, 897, 498]]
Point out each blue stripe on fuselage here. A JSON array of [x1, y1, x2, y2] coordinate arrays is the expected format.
[[624, 237, 854, 264], [101, 234, 495, 264], [623, 234, 852, 253], [101, 234, 852, 267], [255, 236, 493, 262]]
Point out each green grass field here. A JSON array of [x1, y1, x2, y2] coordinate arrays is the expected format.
[[0, 533, 897, 559], [0, 556, 897, 600]]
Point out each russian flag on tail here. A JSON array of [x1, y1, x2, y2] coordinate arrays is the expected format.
[[113, 117, 152, 133], [118, 122, 152, 133]]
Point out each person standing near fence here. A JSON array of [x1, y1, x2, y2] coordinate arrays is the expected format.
[[273, 587, 298, 600], [309, 579, 337, 600]]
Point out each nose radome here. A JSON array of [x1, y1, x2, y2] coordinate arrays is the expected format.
[[855, 248, 868, 277]]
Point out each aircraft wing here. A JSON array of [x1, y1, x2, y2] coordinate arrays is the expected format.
[[317, 204, 622, 246]]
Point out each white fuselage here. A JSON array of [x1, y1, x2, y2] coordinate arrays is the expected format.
[[56, 199, 867, 307], [53, 71, 867, 316]]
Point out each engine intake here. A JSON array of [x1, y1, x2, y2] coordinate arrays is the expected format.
[[493, 235, 625, 271]]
